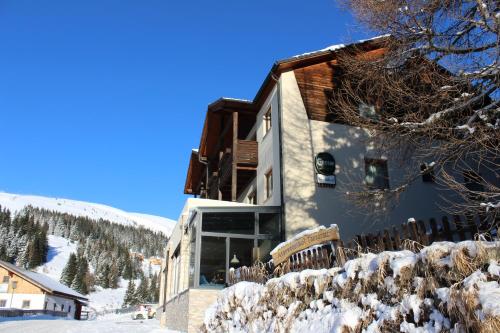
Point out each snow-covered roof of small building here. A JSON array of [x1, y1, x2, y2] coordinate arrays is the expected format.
[[0, 260, 88, 301]]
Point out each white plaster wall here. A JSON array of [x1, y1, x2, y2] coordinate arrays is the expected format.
[[0, 293, 46, 310], [254, 86, 281, 206], [46, 294, 76, 317], [280, 70, 450, 241]]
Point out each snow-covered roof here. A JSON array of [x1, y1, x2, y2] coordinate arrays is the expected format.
[[0, 260, 88, 301], [289, 34, 390, 60]]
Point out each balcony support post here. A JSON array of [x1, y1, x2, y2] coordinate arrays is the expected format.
[[231, 111, 238, 201]]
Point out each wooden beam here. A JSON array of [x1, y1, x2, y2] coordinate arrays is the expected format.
[[231, 111, 238, 201]]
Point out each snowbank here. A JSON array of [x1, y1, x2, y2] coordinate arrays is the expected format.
[[203, 241, 500, 333]]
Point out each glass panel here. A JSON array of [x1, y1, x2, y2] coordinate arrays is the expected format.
[[199, 236, 226, 287], [229, 239, 254, 269], [259, 213, 280, 238], [202, 212, 255, 234]]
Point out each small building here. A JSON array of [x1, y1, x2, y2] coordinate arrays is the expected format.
[[0, 260, 88, 319]]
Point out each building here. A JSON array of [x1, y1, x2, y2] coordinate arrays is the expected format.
[[159, 36, 456, 332], [0, 260, 88, 319]]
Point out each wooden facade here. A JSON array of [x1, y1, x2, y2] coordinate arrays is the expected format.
[[184, 99, 259, 202]]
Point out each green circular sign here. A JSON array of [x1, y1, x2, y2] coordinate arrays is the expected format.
[[315, 152, 336, 175]]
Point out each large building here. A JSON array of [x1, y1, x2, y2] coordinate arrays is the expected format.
[[0, 260, 88, 319], [159, 36, 455, 332]]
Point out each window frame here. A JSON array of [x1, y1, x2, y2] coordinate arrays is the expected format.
[[263, 106, 272, 137], [22, 300, 30, 309], [265, 169, 273, 200], [364, 158, 389, 190]]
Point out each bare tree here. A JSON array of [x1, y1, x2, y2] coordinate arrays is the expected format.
[[332, 0, 499, 227]]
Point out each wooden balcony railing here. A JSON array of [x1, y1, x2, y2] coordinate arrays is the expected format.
[[236, 140, 258, 166]]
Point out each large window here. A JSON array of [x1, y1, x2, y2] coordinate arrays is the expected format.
[[22, 300, 30, 309], [265, 169, 273, 199], [199, 237, 226, 287], [202, 212, 255, 234], [364, 158, 389, 189], [263, 107, 272, 136], [190, 209, 281, 289]]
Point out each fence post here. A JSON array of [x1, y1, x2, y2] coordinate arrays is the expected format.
[[429, 218, 438, 242], [417, 220, 429, 245], [392, 226, 401, 250], [441, 216, 453, 241]]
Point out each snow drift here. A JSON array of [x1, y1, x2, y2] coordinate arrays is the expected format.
[[203, 240, 500, 333]]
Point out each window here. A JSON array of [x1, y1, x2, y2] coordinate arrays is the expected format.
[[61, 304, 65, 311], [2, 276, 9, 283], [68, 305, 71, 313], [22, 300, 30, 309], [263, 106, 272, 136], [11, 281, 17, 289], [265, 169, 273, 199], [199, 237, 226, 286], [0, 300, 6, 307], [44, 301, 48, 310], [53, 303, 56, 311], [364, 158, 389, 189], [247, 190, 257, 205]]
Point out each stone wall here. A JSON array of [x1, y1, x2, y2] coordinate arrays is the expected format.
[[188, 289, 220, 333], [163, 289, 189, 332], [163, 288, 220, 333]]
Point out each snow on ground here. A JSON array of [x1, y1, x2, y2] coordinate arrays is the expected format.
[[87, 280, 128, 312], [36, 235, 77, 281], [0, 313, 182, 333], [0, 192, 176, 236], [34, 235, 133, 312]]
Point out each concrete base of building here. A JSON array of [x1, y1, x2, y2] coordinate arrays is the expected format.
[[160, 288, 220, 333]]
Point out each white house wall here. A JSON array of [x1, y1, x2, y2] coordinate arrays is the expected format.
[[280, 70, 449, 240], [254, 86, 281, 206], [0, 293, 45, 310], [46, 294, 76, 317]]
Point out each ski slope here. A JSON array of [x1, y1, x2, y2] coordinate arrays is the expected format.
[[0, 192, 176, 236]]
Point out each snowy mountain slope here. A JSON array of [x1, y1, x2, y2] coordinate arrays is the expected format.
[[0, 192, 176, 236], [37, 235, 161, 312]]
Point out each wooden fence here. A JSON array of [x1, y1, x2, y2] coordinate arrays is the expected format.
[[228, 215, 497, 286]]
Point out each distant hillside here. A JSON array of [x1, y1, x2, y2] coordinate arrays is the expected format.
[[0, 192, 176, 236]]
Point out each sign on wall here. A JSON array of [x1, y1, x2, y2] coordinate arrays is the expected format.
[[315, 152, 336, 186]]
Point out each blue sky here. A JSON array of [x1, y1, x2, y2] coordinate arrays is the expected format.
[[0, 0, 370, 219]]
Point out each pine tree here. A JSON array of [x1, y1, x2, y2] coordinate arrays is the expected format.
[[135, 275, 149, 303], [108, 263, 119, 289], [96, 263, 110, 288], [60, 253, 78, 287], [148, 273, 159, 303], [123, 279, 137, 308], [71, 256, 89, 294]]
